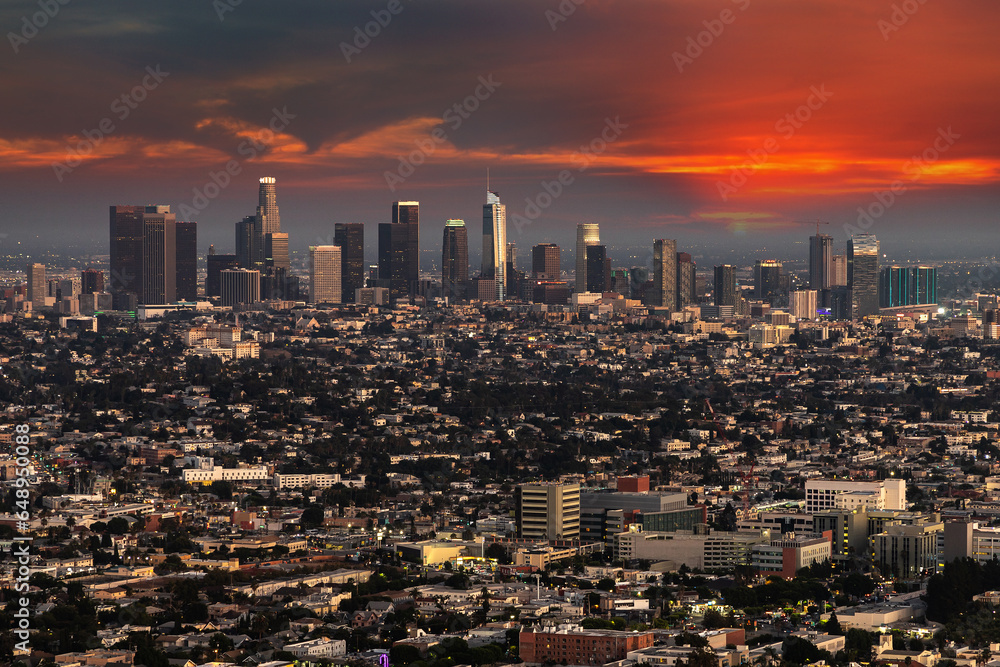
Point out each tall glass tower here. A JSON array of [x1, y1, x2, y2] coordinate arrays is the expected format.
[[482, 191, 507, 301], [848, 233, 879, 318], [257, 177, 281, 235]]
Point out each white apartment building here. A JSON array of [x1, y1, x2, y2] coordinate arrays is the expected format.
[[804, 479, 905, 513]]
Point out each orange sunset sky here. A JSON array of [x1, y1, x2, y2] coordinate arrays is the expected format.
[[1, 0, 999, 258]]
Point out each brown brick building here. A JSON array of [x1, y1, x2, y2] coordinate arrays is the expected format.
[[519, 626, 655, 666]]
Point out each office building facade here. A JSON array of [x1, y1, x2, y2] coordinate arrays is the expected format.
[[652, 239, 678, 310], [575, 224, 600, 293], [175, 221, 197, 302], [848, 234, 879, 318], [714, 264, 737, 307], [809, 234, 833, 289], [334, 223, 365, 304], [516, 483, 581, 540], [482, 192, 507, 301], [441, 219, 469, 301], [310, 245, 342, 305]]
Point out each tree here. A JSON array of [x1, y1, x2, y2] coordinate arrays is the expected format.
[[702, 608, 726, 629], [300, 505, 325, 529], [596, 578, 616, 592], [107, 517, 130, 535], [824, 611, 843, 635]]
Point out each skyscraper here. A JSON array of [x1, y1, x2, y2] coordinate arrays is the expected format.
[[81, 268, 104, 295], [27, 263, 45, 310], [442, 219, 469, 301], [809, 234, 833, 289], [677, 252, 696, 308], [532, 243, 560, 280], [334, 223, 365, 304], [848, 234, 879, 318], [235, 216, 258, 269], [379, 222, 410, 300], [175, 221, 197, 302], [482, 191, 507, 300], [392, 201, 420, 297], [754, 259, 784, 304], [109, 205, 145, 307], [652, 239, 678, 310], [256, 177, 280, 236], [575, 224, 600, 293], [831, 254, 848, 286], [879, 265, 937, 308], [714, 264, 737, 307], [585, 244, 608, 293], [206, 253, 238, 297], [310, 245, 342, 304], [220, 268, 260, 307], [140, 205, 176, 304], [264, 232, 289, 272]]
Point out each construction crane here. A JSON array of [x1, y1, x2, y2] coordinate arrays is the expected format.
[[794, 219, 831, 236], [704, 399, 756, 519]]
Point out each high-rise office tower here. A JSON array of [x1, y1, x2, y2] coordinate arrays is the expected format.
[[140, 205, 176, 304], [81, 268, 104, 295], [848, 234, 879, 318], [575, 224, 600, 293], [334, 223, 365, 304], [714, 264, 737, 307], [677, 252, 696, 308], [754, 259, 784, 304], [912, 266, 937, 306], [256, 177, 281, 236], [206, 253, 238, 297], [809, 234, 833, 289], [482, 192, 507, 301], [220, 268, 260, 307], [652, 239, 678, 310], [611, 269, 630, 297], [442, 219, 469, 301], [392, 201, 420, 297], [879, 265, 937, 308], [264, 232, 289, 272], [175, 221, 197, 302], [532, 243, 560, 280], [515, 482, 581, 540], [831, 254, 848, 286], [109, 205, 145, 307], [505, 242, 520, 299], [235, 216, 258, 269], [585, 244, 608, 293], [378, 222, 409, 301], [310, 245, 342, 304], [27, 263, 45, 310]]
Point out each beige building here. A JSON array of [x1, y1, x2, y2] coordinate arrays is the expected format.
[[516, 483, 581, 540], [310, 245, 342, 304]]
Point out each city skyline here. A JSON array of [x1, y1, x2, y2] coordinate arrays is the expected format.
[[2, 1, 999, 257]]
